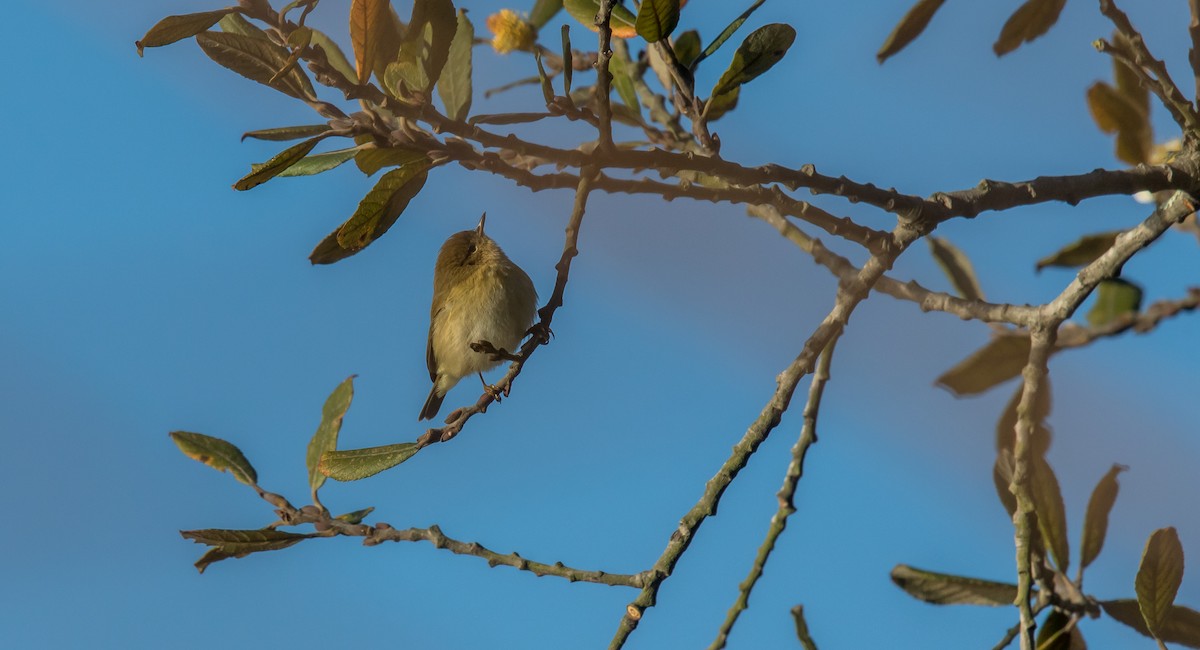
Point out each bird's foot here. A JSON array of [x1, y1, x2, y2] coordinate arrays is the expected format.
[[527, 322, 553, 345]]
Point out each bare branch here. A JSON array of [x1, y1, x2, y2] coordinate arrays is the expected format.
[[593, 1, 617, 151]]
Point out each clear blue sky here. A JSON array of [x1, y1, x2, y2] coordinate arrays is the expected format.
[[2, 1, 1197, 648]]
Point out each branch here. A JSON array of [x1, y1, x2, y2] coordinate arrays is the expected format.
[[608, 221, 924, 649], [1096, 0, 1200, 135], [791, 605, 819, 650], [708, 335, 841, 649], [593, 0, 617, 151], [417, 169, 596, 448], [1190, 0, 1200, 103], [1055, 287, 1200, 348]]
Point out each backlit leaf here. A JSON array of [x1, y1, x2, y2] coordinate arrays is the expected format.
[[711, 24, 796, 98], [993, 0, 1067, 56], [275, 146, 361, 177], [1087, 278, 1143, 327], [310, 28, 358, 85], [196, 31, 316, 100], [1087, 82, 1152, 165], [335, 506, 375, 524], [609, 51, 641, 118], [876, 0, 947, 64], [234, 137, 322, 190], [350, 0, 392, 84], [563, 0, 639, 39], [1035, 231, 1122, 271], [170, 431, 258, 487], [306, 376, 355, 494], [218, 12, 268, 39], [1102, 600, 1200, 648], [692, 0, 765, 69], [1080, 464, 1127, 571], [1137, 527, 1186, 639], [319, 443, 421, 481], [438, 10, 474, 121], [674, 29, 701, 68], [927, 236, 985, 302], [890, 564, 1018, 605], [355, 147, 428, 176], [411, 0, 458, 91], [935, 334, 1030, 396], [136, 9, 235, 56], [636, 0, 681, 43]]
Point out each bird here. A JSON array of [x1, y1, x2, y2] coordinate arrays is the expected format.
[[420, 213, 538, 421]]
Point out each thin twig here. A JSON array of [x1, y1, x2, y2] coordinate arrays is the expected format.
[[593, 0, 617, 151], [791, 605, 819, 650], [708, 335, 841, 649]]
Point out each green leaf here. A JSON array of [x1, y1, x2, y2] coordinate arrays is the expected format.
[[890, 564, 1018, 606], [609, 51, 641, 118], [309, 28, 358, 85], [354, 147, 428, 176], [1030, 454, 1070, 574], [468, 112, 553, 125], [534, 49, 555, 104], [409, 0, 458, 91], [636, 0, 681, 43], [1080, 464, 1127, 572], [335, 506, 375, 524], [531, 0, 565, 29], [674, 30, 701, 68], [182, 528, 312, 573], [1087, 81, 1152, 165], [993, 0, 1067, 56], [169, 431, 258, 486], [136, 9, 235, 55], [234, 137, 322, 191], [706, 86, 740, 121], [561, 25, 575, 99], [306, 376, 356, 495], [218, 12, 268, 39], [1102, 599, 1200, 648], [1087, 278, 1143, 328], [311, 162, 431, 264], [241, 124, 331, 142], [935, 334, 1031, 396], [995, 377, 1052, 455], [927, 236, 985, 302], [275, 146, 361, 177], [1035, 231, 1122, 272], [711, 23, 796, 98], [319, 443, 421, 481], [437, 10, 474, 122], [692, 0, 766, 69], [876, 0, 947, 64], [562, 0, 639, 39], [1137, 527, 1187, 639], [196, 31, 316, 101]]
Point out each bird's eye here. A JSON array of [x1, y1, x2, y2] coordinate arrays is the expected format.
[[467, 244, 477, 255]]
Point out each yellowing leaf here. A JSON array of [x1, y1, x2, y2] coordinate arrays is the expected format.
[[1035, 231, 1122, 272], [350, 0, 392, 84], [1087, 82, 1152, 165], [306, 376, 355, 494], [993, 0, 1067, 56], [563, 0, 639, 39], [935, 334, 1031, 396], [876, 0, 947, 64], [890, 564, 1019, 606]]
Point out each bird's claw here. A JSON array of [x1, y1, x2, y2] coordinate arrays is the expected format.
[[527, 322, 553, 345]]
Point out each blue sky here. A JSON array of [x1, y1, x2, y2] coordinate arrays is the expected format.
[[2, 1, 1197, 648]]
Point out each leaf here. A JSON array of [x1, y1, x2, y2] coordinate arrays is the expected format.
[[674, 29, 701, 68], [609, 52, 642, 118], [350, 0, 392, 84], [1102, 599, 1200, 648], [1137, 527, 1187, 639], [468, 112, 553, 125], [563, 0, 639, 39], [636, 0, 681, 43], [196, 31, 316, 101], [319, 443, 421, 481], [354, 147, 428, 176], [386, 55, 431, 98], [411, 0, 458, 91], [890, 564, 1018, 605], [706, 86, 740, 121], [561, 25, 575, 99], [993, 451, 1019, 518], [1037, 609, 1079, 650], [241, 124, 331, 142], [530, 0, 565, 29], [876, 0, 947, 63], [534, 49, 555, 104], [275, 146, 361, 177], [1030, 453, 1070, 574], [1087, 278, 1143, 327], [692, 0, 765, 69], [711, 23, 796, 98], [136, 9, 235, 56], [169, 431, 258, 486], [1035, 231, 1122, 271], [218, 12, 268, 39], [1080, 464, 1127, 571], [927, 236, 985, 302], [1087, 82, 1152, 165], [935, 334, 1031, 396], [234, 137, 322, 190], [335, 506, 375, 524], [993, 0, 1067, 56], [306, 376, 356, 494], [337, 164, 429, 250], [310, 28, 358, 85], [438, 10, 474, 121], [182, 528, 312, 573], [995, 376, 1053, 455]]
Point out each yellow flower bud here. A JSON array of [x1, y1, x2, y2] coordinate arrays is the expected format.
[[486, 9, 536, 54]]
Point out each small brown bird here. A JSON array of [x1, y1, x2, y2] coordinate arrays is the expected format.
[[420, 214, 538, 420]]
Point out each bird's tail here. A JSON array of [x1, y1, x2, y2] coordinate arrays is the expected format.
[[419, 385, 444, 421]]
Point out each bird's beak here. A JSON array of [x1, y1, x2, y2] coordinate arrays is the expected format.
[[476, 212, 487, 235]]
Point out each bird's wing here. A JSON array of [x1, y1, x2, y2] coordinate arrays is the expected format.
[[426, 312, 439, 382]]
